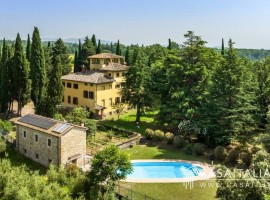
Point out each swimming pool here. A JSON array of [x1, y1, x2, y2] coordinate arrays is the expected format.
[[127, 161, 203, 179]]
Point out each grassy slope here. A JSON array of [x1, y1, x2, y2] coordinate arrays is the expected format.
[[122, 145, 217, 200]]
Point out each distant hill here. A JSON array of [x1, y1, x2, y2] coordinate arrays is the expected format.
[[42, 38, 113, 44]]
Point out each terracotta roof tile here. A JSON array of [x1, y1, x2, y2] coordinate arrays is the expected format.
[[101, 62, 129, 71], [61, 70, 115, 84], [88, 53, 123, 59]]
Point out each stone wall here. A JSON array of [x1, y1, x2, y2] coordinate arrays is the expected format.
[[16, 124, 59, 167], [60, 127, 86, 165]]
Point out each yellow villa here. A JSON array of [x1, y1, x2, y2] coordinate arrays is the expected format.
[[61, 53, 128, 119]]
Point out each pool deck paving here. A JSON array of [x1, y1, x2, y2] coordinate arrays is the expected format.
[[123, 159, 215, 183]]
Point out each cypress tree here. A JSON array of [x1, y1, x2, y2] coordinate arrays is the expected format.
[[0, 39, 10, 113], [91, 34, 97, 48], [26, 34, 31, 61], [74, 50, 79, 72], [30, 27, 46, 112], [43, 41, 52, 77], [221, 38, 225, 56], [125, 46, 131, 66], [80, 36, 95, 67], [110, 42, 114, 53], [13, 33, 31, 116], [96, 40, 102, 54], [45, 55, 63, 117], [116, 40, 121, 55], [168, 38, 172, 50], [78, 39, 82, 66]]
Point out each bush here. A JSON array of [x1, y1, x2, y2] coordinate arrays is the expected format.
[[227, 148, 240, 165], [0, 137, 6, 154], [240, 151, 252, 166], [145, 128, 154, 140], [193, 143, 206, 156], [164, 132, 174, 144], [183, 144, 193, 155], [0, 120, 12, 132], [173, 136, 188, 148], [153, 130, 164, 141], [214, 146, 227, 161]]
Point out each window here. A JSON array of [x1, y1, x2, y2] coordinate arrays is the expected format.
[[116, 73, 120, 77], [23, 148, 27, 154], [109, 73, 112, 77], [62, 82, 65, 87], [90, 83, 93, 86], [92, 59, 100, 64], [35, 134, 39, 142], [101, 86, 105, 90], [73, 97, 78, 105], [48, 138, 51, 147], [102, 99, 105, 107], [83, 91, 88, 98], [73, 83, 78, 89], [115, 97, 120, 104], [113, 58, 118, 63], [104, 59, 109, 64], [48, 159, 52, 164], [68, 96, 71, 104], [23, 131, 26, 138], [67, 83, 72, 88], [115, 84, 120, 89], [35, 154, 39, 159], [84, 83, 88, 86], [89, 92, 94, 99], [62, 96, 64, 102], [109, 98, 112, 105], [109, 85, 112, 89]]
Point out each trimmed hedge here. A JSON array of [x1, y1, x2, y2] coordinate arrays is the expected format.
[[145, 128, 154, 140], [214, 146, 227, 161], [183, 144, 193, 155], [153, 130, 164, 141], [227, 148, 240, 165], [165, 132, 174, 144], [193, 143, 206, 156], [173, 136, 188, 148]]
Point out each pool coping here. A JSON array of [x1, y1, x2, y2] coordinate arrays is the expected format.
[[122, 159, 215, 183]]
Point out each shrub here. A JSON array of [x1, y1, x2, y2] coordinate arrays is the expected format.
[[153, 130, 164, 141], [145, 128, 154, 140], [227, 148, 240, 165], [0, 137, 6, 154], [106, 130, 114, 141], [214, 146, 227, 161], [0, 120, 12, 132], [164, 132, 174, 144], [173, 136, 188, 148], [240, 151, 252, 166], [183, 144, 193, 155], [193, 143, 206, 156]]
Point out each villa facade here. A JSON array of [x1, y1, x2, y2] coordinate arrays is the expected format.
[[61, 53, 128, 118]]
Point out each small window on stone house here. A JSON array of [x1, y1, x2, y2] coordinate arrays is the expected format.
[[35, 153, 39, 159], [48, 138, 51, 147], [23, 148, 27, 154], [35, 134, 39, 142], [23, 131, 27, 138], [48, 159, 52, 164]]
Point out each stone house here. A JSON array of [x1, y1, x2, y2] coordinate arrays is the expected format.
[[15, 114, 87, 167]]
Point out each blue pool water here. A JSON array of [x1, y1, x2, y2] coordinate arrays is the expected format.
[[127, 162, 203, 179]]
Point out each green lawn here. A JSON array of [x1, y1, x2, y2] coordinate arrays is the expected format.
[[100, 109, 162, 135], [121, 144, 217, 200]]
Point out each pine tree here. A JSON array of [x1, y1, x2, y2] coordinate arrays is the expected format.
[[122, 49, 152, 122], [125, 46, 131, 65], [30, 27, 46, 112], [0, 39, 10, 113], [96, 39, 102, 54], [52, 38, 71, 75], [206, 39, 256, 145], [45, 56, 64, 117], [13, 33, 31, 116], [26, 34, 31, 61], [221, 38, 225, 56], [116, 40, 121, 55], [168, 38, 172, 50]]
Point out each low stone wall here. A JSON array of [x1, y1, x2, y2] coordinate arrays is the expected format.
[[99, 124, 142, 150]]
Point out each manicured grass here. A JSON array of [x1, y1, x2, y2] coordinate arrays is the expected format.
[[121, 144, 217, 200], [100, 110, 162, 135]]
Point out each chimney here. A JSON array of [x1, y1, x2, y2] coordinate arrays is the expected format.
[[81, 65, 86, 73]]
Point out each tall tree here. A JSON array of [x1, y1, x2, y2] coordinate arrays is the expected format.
[[30, 27, 46, 113], [0, 39, 10, 113], [125, 46, 131, 66], [45, 56, 64, 117], [168, 38, 172, 50], [80, 36, 95, 67], [43, 41, 53, 77], [206, 39, 256, 145], [110, 42, 114, 53], [91, 34, 97, 49], [116, 40, 121, 55], [13, 33, 31, 116], [122, 49, 152, 122], [52, 38, 72, 75], [221, 38, 225, 56], [73, 50, 79, 72], [96, 39, 102, 54], [26, 34, 31, 61]]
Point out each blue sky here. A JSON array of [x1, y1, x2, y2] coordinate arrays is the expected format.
[[1, 0, 270, 48]]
